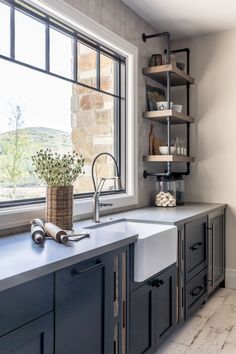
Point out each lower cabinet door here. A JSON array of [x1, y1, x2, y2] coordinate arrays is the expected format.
[[155, 264, 176, 349], [0, 312, 54, 354], [55, 253, 114, 354], [130, 284, 155, 354], [129, 264, 177, 354]]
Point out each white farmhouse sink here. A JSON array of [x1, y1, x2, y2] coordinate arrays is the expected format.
[[85, 220, 177, 282]]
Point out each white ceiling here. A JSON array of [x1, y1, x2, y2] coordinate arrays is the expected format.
[[122, 0, 236, 38]]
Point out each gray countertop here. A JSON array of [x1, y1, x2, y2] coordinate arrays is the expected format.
[[108, 202, 226, 226], [0, 202, 226, 291]]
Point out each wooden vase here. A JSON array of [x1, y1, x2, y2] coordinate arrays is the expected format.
[[46, 185, 73, 230]]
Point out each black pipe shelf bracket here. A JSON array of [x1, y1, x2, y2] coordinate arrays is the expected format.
[[142, 31, 193, 179]]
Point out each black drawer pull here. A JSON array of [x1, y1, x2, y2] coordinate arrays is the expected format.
[[191, 285, 204, 296], [190, 242, 203, 251], [71, 259, 103, 276], [148, 279, 164, 288], [123, 300, 126, 328]]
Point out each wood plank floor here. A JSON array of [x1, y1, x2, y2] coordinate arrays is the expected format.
[[156, 288, 236, 353]]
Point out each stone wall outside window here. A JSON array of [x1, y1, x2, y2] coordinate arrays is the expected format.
[[71, 47, 117, 193]]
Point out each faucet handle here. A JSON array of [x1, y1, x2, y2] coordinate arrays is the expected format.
[[99, 202, 113, 208]]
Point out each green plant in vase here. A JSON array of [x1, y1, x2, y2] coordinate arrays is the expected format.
[[32, 149, 84, 230]]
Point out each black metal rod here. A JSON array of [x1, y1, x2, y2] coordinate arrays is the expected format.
[[142, 31, 173, 178], [164, 33, 172, 176], [170, 48, 190, 55], [143, 170, 173, 179], [142, 31, 170, 42], [166, 35, 171, 159], [175, 48, 191, 176]]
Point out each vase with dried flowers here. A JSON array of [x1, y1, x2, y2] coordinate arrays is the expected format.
[[32, 149, 84, 230]]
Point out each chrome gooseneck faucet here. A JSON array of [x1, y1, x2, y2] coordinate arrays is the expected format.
[[91, 153, 121, 223]]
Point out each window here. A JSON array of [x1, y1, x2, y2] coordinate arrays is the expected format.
[[0, 0, 127, 206]]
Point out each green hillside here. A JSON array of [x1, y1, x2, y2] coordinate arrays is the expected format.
[[0, 126, 72, 154], [0, 127, 73, 189]]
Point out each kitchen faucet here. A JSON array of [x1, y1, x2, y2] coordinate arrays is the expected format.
[[91, 153, 121, 223]]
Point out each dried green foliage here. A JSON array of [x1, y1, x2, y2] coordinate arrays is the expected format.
[[31, 149, 84, 187]]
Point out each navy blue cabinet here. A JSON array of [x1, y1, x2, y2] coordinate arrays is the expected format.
[[55, 253, 114, 354], [155, 265, 176, 348], [0, 274, 54, 337], [208, 211, 225, 294], [0, 274, 54, 354], [0, 312, 54, 354], [130, 282, 155, 354], [113, 247, 129, 354], [185, 216, 208, 282], [184, 217, 208, 319], [130, 264, 176, 354]]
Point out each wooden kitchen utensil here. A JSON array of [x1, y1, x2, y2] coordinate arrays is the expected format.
[[45, 222, 69, 244], [153, 137, 164, 155], [149, 125, 155, 155]]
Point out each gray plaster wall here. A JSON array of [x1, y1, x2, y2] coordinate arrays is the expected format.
[[63, 0, 166, 207]]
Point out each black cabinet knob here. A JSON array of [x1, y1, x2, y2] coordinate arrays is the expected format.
[[71, 268, 79, 276], [191, 285, 204, 296], [147, 278, 164, 287], [190, 242, 203, 251]]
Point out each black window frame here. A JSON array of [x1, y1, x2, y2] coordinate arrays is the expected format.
[[0, 0, 126, 208]]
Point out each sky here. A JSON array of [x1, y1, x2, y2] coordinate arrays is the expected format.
[[0, 1, 73, 134], [0, 60, 72, 133]]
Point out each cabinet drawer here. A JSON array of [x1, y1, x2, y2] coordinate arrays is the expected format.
[[185, 268, 207, 319], [0, 274, 54, 336], [185, 216, 208, 281], [0, 312, 54, 354]]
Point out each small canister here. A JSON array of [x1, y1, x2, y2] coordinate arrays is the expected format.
[[149, 54, 162, 67], [154, 177, 184, 207]]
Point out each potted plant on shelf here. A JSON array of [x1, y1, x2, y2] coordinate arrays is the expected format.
[[32, 149, 84, 230]]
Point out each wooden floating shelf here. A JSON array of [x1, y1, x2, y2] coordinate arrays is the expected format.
[[142, 64, 194, 86], [143, 110, 194, 124], [143, 155, 195, 162]]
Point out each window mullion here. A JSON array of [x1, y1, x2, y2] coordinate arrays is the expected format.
[[45, 21, 50, 71], [115, 60, 121, 173], [96, 48, 100, 90], [10, 3, 15, 59], [73, 38, 77, 82]]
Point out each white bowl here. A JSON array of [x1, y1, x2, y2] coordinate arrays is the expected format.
[[172, 104, 182, 113], [159, 146, 175, 155], [156, 101, 173, 111]]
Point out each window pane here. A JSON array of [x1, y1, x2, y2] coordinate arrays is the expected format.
[[50, 28, 74, 79], [0, 2, 11, 56], [72, 84, 118, 194], [15, 10, 45, 69], [100, 53, 116, 94], [0, 58, 122, 202], [0, 60, 72, 201], [77, 42, 97, 88]]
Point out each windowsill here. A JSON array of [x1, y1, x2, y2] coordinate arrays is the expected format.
[[0, 192, 138, 231]]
